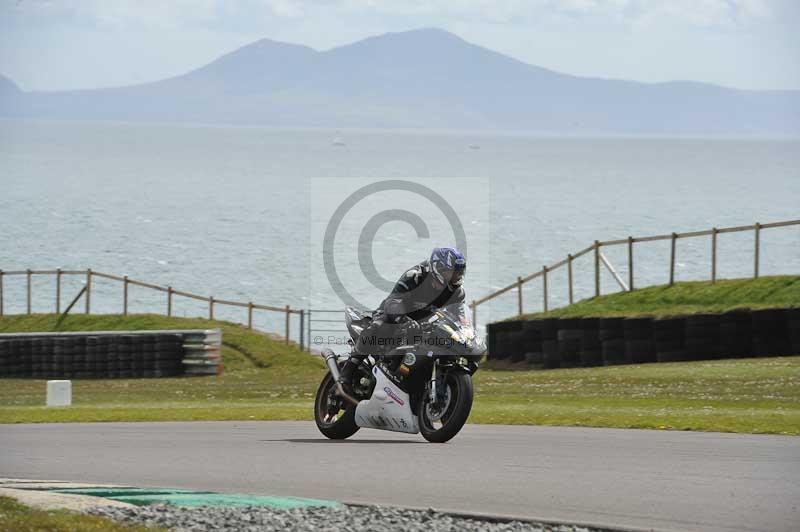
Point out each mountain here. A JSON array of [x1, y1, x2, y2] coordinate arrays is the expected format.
[[1, 28, 798, 135], [0, 74, 20, 95]]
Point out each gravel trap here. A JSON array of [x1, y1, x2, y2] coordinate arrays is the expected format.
[[89, 503, 608, 532]]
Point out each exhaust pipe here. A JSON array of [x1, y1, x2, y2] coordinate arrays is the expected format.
[[322, 349, 360, 407]]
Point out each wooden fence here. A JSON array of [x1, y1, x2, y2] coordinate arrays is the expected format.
[[468, 219, 800, 325], [0, 269, 305, 350]]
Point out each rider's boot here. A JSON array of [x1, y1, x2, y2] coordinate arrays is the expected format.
[[343, 320, 382, 387]]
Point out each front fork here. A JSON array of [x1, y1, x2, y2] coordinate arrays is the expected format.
[[428, 359, 477, 404], [429, 359, 439, 403]]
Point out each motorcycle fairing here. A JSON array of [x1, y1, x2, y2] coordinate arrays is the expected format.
[[345, 306, 373, 342], [354, 365, 419, 434]]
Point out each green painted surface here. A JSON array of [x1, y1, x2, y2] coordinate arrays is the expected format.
[[43, 487, 340, 509]]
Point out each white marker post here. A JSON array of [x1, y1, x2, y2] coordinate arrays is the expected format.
[[46, 380, 72, 407]]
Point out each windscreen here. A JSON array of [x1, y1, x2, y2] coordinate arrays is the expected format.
[[435, 302, 476, 342]]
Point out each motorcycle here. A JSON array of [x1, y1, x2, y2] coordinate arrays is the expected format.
[[314, 302, 486, 443]]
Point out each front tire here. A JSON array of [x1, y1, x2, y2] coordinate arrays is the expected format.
[[417, 371, 473, 443], [314, 372, 360, 440]]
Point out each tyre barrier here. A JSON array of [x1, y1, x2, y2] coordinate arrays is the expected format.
[[789, 308, 800, 355], [0, 329, 222, 379], [599, 317, 626, 366], [720, 310, 752, 358], [182, 329, 224, 376], [557, 318, 581, 368], [579, 318, 602, 367], [654, 317, 688, 362], [541, 318, 560, 369], [486, 308, 798, 370], [752, 309, 793, 357], [521, 321, 543, 367], [487, 320, 522, 361], [685, 314, 721, 361], [624, 318, 656, 364]]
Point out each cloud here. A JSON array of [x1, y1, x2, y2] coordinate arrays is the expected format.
[[3, 0, 218, 29], [2, 0, 784, 30], [326, 0, 778, 27], [622, 0, 775, 30], [266, 0, 306, 18]]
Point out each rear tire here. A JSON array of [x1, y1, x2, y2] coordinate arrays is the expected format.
[[418, 371, 473, 443], [314, 372, 360, 440]]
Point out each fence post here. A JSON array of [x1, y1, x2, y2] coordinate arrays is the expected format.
[[300, 310, 305, 351], [0, 269, 4, 317], [594, 241, 600, 297], [627, 236, 634, 291], [85, 269, 92, 314], [248, 303, 253, 330], [754, 222, 761, 278], [26, 269, 32, 314], [56, 268, 62, 313], [711, 227, 718, 283], [285, 305, 290, 345], [209, 297, 214, 320], [542, 266, 548, 313], [669, 233, 677, 286], [123, 276, 128, 316], [567, 254, 573, 305], [167, 287, 173, 317], [307, 309, 312, 352], [517, 276, 523, 316]]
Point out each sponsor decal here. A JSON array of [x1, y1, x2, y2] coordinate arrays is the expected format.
[[383, 386, 405, 406], [403, 353, 416, 366]]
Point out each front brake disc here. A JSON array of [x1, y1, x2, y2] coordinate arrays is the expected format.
[[426, 386, 452, 422]]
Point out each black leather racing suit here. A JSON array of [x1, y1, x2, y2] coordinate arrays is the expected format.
[[355, 259, 465, 357]]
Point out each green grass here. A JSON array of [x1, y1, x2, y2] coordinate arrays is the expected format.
[[0, 314, 326, 423], [0, 313, 323, 373], [1, 314, 798, 434], [0, 496, 165, 532], [471, 357, 800, 434], [515, 276, 800, 320]]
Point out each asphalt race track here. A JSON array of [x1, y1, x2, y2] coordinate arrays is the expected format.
[[1, 421, 797, 532]]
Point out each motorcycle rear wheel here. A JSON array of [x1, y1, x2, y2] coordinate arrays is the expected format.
[[417, 371, 473, 443], [314, 372, 360, 440]]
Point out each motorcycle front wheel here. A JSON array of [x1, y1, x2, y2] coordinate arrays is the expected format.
[[314, 372, 360, 440], [417, 371, 473, 443]]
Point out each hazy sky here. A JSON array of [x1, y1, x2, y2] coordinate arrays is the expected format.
[[2, 0, 799, 92]]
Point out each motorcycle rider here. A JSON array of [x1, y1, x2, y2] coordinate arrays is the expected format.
[[340, 247, 467, 387]]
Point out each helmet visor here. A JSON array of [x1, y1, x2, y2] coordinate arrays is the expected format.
[[442, 267, 465, 287]]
